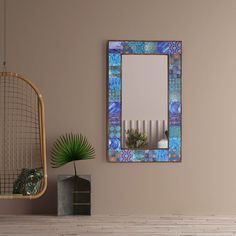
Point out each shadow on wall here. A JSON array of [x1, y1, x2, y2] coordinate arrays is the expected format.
[[31, 178, 57, 214]]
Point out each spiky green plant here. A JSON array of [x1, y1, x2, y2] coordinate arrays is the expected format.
[[126, 129, 148, 149], [50, 133, 95, 176]]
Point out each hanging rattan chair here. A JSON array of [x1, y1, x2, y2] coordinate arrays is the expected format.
[[0, 72, 47, 199]]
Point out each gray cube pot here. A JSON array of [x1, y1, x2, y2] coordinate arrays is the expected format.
[[57, 175, 91, 216]]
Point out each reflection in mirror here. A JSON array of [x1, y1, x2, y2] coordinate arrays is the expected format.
[[121, 55, 168, 149]]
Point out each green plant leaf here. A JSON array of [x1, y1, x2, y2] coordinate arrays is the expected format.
[[126, 129, 148, 149], [50, 133, 95, 168]]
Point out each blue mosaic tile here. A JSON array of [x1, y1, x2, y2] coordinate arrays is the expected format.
[[109, 77, 121, 91], [109, 66, 120, 78], [169, 101, 181, 114], [169, 42, 182, 54], [156, 150, 169, 162], [144, 150, 156, 162], [109, 102, 120, 114], [170, 137, 181, 148], [157, 42, 170, 54], [109, 137, 120, 151], [133, 150, 145, 162], [109, 41, 123, 53], [108, 92, 120, 103], [169, 126, 181, 138], [120, 150, 134, 162], [122, 41, 145, 54], [144, 42, 157, 54], [109, 53, 121, 66]]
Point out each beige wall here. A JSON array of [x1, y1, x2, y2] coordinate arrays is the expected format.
[[0, 0, 236, 215]]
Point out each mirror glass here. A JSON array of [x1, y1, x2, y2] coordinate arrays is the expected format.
[[121, 55, 168, 150]]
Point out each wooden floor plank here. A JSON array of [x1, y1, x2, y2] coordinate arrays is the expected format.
[[0, 215, 236, 235]]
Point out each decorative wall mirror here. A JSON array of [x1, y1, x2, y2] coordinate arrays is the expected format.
[[107, 40, 182, 162]]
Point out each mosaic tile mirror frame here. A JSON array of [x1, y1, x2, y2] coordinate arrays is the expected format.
[[107, 40, 182, 162]]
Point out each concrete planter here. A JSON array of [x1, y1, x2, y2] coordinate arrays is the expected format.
[[57, 175, 91, 216]]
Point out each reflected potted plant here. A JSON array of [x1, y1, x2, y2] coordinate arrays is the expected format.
[[50, 133, 95, 215], [126, 129, 148, 149]]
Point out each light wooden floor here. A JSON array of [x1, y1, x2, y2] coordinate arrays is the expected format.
[[1, 215, 236, 236]]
